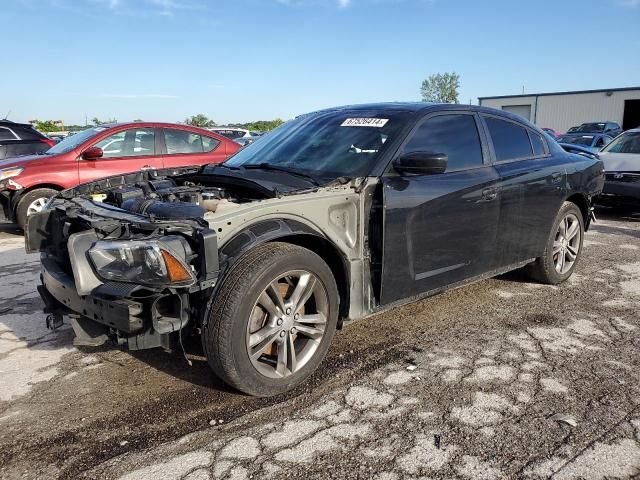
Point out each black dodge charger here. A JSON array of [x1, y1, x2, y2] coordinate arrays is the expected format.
[[27, 103, 605, 396]]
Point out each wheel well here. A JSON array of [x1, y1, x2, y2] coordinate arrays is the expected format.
[[271, 234, 350, 328], [566, 193, 590, 228], [11, 184, 64, 216]]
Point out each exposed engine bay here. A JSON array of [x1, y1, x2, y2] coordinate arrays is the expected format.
[[92, 175, 264, 219]]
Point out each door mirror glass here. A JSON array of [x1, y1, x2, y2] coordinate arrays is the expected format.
[[394, 152, 448, 175], [81, 146, 103, 160]]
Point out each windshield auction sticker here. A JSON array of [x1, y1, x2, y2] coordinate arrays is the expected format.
[[341, 118, 389, 127]]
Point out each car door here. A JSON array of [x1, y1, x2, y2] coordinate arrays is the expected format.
[[78, 127, 163, 183], [482, 115, 567, 267], [380, 112, 500, 305], [160, 128, 226, 168]]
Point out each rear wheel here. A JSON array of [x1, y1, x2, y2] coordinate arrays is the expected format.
[[527, 201, 584, 284], [203, 242, 339, 397], [16, 188, 57, 229]]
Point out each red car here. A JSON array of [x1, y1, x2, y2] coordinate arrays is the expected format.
[[0, 122, 240, 227]]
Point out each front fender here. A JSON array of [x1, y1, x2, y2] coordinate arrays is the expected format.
[[219, 218, 324, 267]]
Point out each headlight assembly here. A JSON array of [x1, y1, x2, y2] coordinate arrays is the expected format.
[[88, 238, 195, 286], [0, 166, 24, 181]]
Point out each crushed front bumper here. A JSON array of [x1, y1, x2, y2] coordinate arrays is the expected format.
[[39, 256, 144, 333]]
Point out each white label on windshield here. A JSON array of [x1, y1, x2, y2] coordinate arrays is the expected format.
[[341, 118, 388, 128]]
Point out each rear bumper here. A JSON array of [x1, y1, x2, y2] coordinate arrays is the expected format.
[[39, 256, 144, 333]]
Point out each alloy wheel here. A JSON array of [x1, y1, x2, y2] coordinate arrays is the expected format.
[[246, 270, 329, 379], [553, 212, 581, 274], [26, 197, 49, 216]]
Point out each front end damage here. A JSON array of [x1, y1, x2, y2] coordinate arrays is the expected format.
[[27, 167, 373, 351], [28, 169, 222, 350]]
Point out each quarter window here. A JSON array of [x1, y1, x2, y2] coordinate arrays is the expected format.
[[94, 129, 156, 158], [164, 129, 218, 154], [529, 132, 546, 156], [404, 114, 484, 171], [0, 127, 18, 141], [484, 117, 533, 161]]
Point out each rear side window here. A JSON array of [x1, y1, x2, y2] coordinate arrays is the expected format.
[[404, 114, 484, 171], [484, 116, 533, 161], [0, 127, 18, 141], [164, 129, 216, 154], [529, 132, 546, 156]]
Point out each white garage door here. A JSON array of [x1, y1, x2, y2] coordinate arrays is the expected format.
[[502, 104, 532, 121]]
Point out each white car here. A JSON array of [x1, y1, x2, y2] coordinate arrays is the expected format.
[[207, 127, 250, 140], [597, 128, 640, 208]]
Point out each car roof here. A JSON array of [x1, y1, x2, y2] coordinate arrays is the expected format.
[[0, 120, 35, 129], [303, 102, 530, 123]]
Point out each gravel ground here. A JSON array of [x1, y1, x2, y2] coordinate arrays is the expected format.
[[0, 210, 639, 480]]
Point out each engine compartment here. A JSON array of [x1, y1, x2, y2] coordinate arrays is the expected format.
[[96, 177, 263, 219]]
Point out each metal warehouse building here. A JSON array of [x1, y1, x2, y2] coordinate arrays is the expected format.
[[478, 87, 640, 133]]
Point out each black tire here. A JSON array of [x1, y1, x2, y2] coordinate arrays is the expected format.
[[203, 242, 339, 397], [527, 201, 584, 285], [16, 188, 57, 229]]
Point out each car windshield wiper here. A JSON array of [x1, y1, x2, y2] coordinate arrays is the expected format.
[[242, 163, 320, 185]]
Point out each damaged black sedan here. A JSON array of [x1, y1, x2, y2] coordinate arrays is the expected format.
[[27, 103, 604, 396]]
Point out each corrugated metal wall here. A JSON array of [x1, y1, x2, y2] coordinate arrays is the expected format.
[[479, 89, 640, 132]]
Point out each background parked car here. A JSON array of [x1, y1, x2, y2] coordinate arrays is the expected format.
[[566, 122, 622, 137], [207, 127, 251, 140], [556, 133, 613, 153], [0, 120, 55, 160], [596, 128, 640, 209], [541, 127, 559, 138], [0, 122, 239, 227]]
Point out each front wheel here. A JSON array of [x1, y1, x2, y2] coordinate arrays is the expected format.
[[16, 188, 58, 229], [203, 242, 339, 397], [527, 201, 584, 284]]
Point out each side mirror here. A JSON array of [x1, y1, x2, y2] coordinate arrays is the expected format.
[[81, 147, 103, 160], [394, 152, 448, 175]]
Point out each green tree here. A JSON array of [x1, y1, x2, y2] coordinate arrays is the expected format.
[[185, 114, 216, 128], [34, 120, 60, 133], [420, 72, 460, 103], [92, 117, 117, 126], [232, 119, 285, 132]]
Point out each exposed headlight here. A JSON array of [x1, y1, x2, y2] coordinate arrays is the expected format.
[[0, 166, 24, 181], [88, 239, 195, 286]]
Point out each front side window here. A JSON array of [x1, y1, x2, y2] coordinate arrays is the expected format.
[[164, 129, 212, 154], [602, 131, 640, 154], [403, 114, 484, 171], [484, 116, 533, 161], [94, 129, 156, 158]]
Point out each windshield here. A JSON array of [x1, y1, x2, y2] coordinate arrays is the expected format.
[[557, 135, 594, 146], [46, 127, 107, 154], [602, 131, 640, 154], [224, 110, 411, 181], [574, 123, 606, 133]]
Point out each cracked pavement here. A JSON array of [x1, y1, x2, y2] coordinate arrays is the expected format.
[[0, 210, 639, 479]]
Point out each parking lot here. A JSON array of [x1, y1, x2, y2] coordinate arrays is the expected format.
[[0, 209, 637, 479]]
